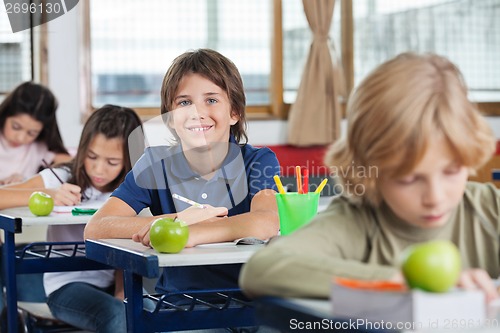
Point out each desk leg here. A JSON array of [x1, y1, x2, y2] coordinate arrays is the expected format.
[[2, 231, 19, 333], [123, 270, 145, 333]]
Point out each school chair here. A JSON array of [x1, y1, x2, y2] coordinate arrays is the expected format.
[[1, 242, 92, 333], [17, 302, 82, 333], [1, 298, 80, 333]]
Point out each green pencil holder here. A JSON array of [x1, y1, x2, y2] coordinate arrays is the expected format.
[[275, 192, 320, 235]]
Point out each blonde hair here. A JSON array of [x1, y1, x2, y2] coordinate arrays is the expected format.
[[325, 53, 496, 206]]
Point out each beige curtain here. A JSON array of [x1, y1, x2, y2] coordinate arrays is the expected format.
[[287, 0, 344, 146]]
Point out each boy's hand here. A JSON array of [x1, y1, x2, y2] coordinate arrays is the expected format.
[[458, 269, 499, 302], [132, 205, 228, 248], [393, 269, 498, 303], [177, 205, 228, 225], [389, 271, 405, 284]]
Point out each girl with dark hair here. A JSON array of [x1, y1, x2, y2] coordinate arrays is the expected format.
[[0, 105, 143, 333], [0, 81, 71, 184]]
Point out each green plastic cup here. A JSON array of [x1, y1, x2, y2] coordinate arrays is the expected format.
[[275, 192, 320, 235]]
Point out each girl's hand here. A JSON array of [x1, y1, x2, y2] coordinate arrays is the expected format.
[[114, 270, 124, 301], [0, 173, 24, 185], [177, 205, 228, 225], [458, 269, 499, 302], [50, 183, 82, 206], [114, 289, 124, 301]]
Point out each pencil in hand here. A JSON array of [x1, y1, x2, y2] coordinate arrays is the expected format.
[[172, 193, 205, 209], [42, 159, 64, 184]]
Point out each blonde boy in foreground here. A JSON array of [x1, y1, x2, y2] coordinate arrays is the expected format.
[[240, 53, 499, 302]]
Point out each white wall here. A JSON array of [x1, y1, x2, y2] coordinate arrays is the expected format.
[[45, 6, 500, 148], [47, 5, 84, 148]]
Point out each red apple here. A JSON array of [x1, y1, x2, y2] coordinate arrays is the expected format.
[[28, 191, 54, 216], [149, 217, 189, 253], [400, 240, 461, 292]]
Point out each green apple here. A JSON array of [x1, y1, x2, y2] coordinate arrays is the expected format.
[[400, 240, 461, 292], [28, 191, 54, 216], [149, 217, 189, 253]]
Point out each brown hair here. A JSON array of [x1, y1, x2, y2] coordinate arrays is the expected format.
[[325, 53, 496, 206], [65, 105, 143, 194], [160, 48, 247, 144], [0, 81, 68, 154]]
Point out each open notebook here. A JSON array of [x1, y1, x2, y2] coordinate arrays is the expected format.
[[195, 237, 268, 248]]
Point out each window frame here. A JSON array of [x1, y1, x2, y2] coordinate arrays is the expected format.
[[344, 0, 500, 117], [79, 0, 500, 120], [81, 0, 283, 120], [0, 13, 44, 96]]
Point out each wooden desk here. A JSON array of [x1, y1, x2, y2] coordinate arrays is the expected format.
[[0, 208, 109, 333], [86, 238, 264, 333]]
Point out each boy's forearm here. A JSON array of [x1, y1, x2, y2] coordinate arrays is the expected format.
[[240, 246, 399, 299], [84, 215, 156, 239], [186, 210, 279, 246]]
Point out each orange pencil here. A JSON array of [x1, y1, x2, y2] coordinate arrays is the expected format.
[[296, 166, 303, 194]]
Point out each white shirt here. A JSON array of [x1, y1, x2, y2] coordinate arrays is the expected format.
[[0, 134, 55, 180], [40, 167, 115, 296]]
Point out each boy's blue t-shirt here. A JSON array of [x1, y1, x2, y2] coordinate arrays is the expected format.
[[112, 136, 280, 293]]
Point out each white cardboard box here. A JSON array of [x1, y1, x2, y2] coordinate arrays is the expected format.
[[331, 282, 486, 330]]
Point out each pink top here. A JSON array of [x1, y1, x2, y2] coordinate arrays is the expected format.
[[0, 134, 55, 180]]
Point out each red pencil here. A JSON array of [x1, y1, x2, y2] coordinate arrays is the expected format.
[[296, 166, 303, 194], [302, 168, 309, 194]]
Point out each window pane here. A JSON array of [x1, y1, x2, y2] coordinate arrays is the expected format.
[[354, 0, 500, 101], [282, 0, 341, 104], [90, 0, 271, 108], [0, 10, 32, 94]]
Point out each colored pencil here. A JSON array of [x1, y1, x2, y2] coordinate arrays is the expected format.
[[273, 175, 286, 194], [302, 168, 309, 194], [172, 193, 205, 209], [296, 166, 303, 194], [315, 178, 329, 194]]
